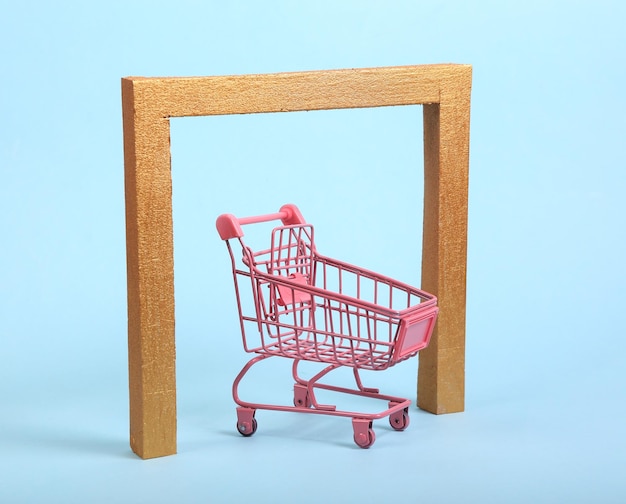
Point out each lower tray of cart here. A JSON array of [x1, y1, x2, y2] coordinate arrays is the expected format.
[[232, 355, 414, 449]]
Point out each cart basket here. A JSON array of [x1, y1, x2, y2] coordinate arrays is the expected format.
[[217, 204, 438, 372]]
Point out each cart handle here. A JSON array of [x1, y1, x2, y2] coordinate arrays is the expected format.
[[216, 203, 306, 240]]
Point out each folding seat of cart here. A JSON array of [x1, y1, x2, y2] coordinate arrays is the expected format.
[[260, 225, 316, 357], [268, 237, 355, 367]]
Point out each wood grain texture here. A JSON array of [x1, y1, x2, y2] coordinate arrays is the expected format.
[[123, 78, 177, 459], [126, 65, 443, 118], [418, 68, 472, 413], [122, 64, 471, 458]]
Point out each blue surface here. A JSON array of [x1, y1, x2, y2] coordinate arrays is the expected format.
[[1, 1, 625, 502]]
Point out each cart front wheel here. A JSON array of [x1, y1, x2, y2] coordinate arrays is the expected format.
[[352, 418, 376, 449], [354, 428, 376, 449], [389, 408, 410, 431]]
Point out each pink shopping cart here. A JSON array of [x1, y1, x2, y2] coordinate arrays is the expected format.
[[216, 204, 438, 448]]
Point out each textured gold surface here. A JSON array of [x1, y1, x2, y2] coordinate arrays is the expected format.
[[123, 79, 177, 459], [122, 64, 471, 458], [418, 71, 472, 413]]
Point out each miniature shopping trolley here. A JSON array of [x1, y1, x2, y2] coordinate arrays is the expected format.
[[216, 204, 438, 448]]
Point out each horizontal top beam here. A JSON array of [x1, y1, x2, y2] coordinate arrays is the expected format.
[[123, 64, 471, 119]]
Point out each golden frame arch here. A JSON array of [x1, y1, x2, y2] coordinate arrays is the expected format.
[[122, 64, 472, 459]]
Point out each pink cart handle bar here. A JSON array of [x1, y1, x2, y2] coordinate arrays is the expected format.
[[216, 203, 307, 240]]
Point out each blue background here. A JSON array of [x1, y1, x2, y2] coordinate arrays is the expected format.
[[1, 1, 625, 502]]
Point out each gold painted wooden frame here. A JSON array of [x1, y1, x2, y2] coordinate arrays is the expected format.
[[122, 64, 471, 459]]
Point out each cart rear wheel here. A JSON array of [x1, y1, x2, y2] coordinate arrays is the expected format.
[[236, 418, 258, 437], [236, 407, 258, 437], [389, 408, 410, 431]]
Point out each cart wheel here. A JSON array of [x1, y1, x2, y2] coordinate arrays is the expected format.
[[389, 408, 410, 431], [354, 428, 376, 449], [352, 419, 376, 449], [293, 384, 312, 408], [236, 407, 257, 437], [236, 418, 258, 437], [293, 396, 312, 408]]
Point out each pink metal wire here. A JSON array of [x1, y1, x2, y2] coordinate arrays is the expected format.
[[217, 205, 439, 447]]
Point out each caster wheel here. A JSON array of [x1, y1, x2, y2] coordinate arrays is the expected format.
[[236, 407, 257, 437], [354, 428, 376, 449], [389, 408, 410, 431], [352, 418, 376, 449], [294, 396, 311, 408], [236, 418, 257, 437], [293, 384, 312, 408]]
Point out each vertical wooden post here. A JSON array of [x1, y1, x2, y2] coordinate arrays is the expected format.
[[418, 70, 472, 413], [122, 79, 177, 458]]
